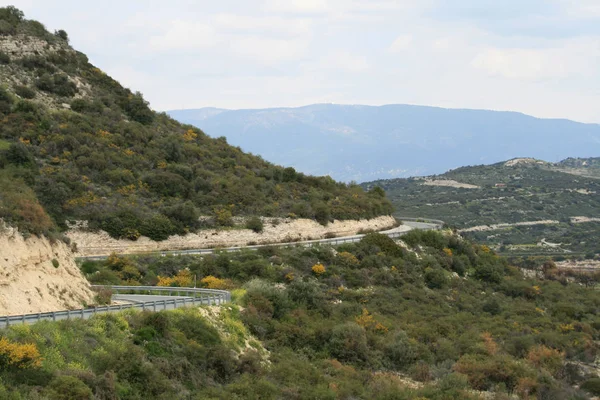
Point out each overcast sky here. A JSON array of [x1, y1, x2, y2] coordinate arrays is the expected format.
[[4, 0, 600, 122]]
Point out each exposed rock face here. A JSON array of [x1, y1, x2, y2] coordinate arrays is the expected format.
[[0, 225, 95, 316], [0, 35, 68, 58], [68, 216, 398, 257]]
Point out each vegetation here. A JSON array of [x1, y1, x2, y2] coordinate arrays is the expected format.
[[63, 231, 600, 398], [363, 159, 600, 256], [0, 7, 392, 239]]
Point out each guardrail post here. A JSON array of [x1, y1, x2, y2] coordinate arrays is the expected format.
[[52, 312, 56, 321], [153, 302, 157, 312], [81, 309, 85, 319], [4, 317, 8, 328], [22, 314, 25, 325], [163, 299, 167, 310], [142, 303, 145, 311]]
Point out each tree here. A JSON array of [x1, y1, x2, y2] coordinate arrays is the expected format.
[[54, 29, 69, 42]]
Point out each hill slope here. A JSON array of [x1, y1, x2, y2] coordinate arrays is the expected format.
[[2, 231, 599, 398], [0, 7, 392, 242], [363, 158, 600, 256], [168, 104, 600, 182]]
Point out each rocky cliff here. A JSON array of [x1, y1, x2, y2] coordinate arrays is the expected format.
[[0, 224, 95, 315]]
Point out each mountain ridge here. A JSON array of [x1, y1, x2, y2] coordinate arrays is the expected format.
[[168, 104, 600, 182]]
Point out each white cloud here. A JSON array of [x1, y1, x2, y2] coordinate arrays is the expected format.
[[229, 36, 309, 64], [472, 48, 564, 79], [264, 0, 330, 14], [389, 35, 413, 52], [316, 51, 370, 72], [149, 20, 217, 51], [213, 13, 312, 36], [472, 37, 600, 80]]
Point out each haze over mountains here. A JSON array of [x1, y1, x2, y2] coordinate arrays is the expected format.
[[169, 104, 600, 182]]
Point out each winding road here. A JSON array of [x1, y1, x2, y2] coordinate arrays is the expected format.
[[1, 218, 442, 327], [78, 218, 442, 261]]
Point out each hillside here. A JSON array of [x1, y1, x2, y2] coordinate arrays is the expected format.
[[552, 157, 600, 179], [168, 104, 600, 182], [0, 7, 392, 243], [2, 231, 599, 398], [363, 158, 600, 256]]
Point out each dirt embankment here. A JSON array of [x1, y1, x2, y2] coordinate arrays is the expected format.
[[68, 216, 398, 257], [0, 226, 95, 316], [421, 179, 480, 189]]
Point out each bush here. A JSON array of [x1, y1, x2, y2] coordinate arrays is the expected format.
[[45, 375, 93, 400], [0, 51, 9, 64], [581, 378, 600, 396], [359, 233, 404, 257], [94, 287, 113, 305], [384, 331, 418, 370], [51, 258, 59, 268], [245, 217, 264, 233], [328, 322, 368, 363], [424, 268, 446, 289], [14, 85, 35, 99], [0, 86, 13, 114], [35, 73, 77, 97]]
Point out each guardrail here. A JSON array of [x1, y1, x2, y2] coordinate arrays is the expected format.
[[397, 217, 445, 226], [0, 285, 230, 328], [78, 220, 441, 261]]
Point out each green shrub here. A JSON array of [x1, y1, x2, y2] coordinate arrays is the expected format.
[[359, 233, 404, 257], [0, 51, 9, 64], [51, 259, 59, 268], [245, 217, 264, 233], [581, 378, 600, 396], [424, 268, 446, 289], [44, 375, 93, 400], [14, 85, 36, 99], [0, 86, 13, 114], [328, 322, 368, 363], [35, 73, 77, 97], [139, 214, 177, 241], [384, 331, 418, 370]]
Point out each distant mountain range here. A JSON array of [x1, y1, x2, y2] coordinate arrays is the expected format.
[[168, 104, 600, 182]]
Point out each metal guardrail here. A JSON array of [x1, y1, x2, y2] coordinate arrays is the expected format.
[[78, 219, 441, 261], [0, 285, 230, 328], [397, 217, 445, 227]]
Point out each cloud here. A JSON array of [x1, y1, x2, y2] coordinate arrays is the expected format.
[[149, 20, 217, 51], [316, 51, 369, 72], [471, 37, 600, 80], [472, 48, 564, 79], [389, 35, 413, 52], [228, 36, 309, 64], [213, 13, 312, 36], [264, 0, 330, 14]]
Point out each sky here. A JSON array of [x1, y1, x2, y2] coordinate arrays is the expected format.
[[4, 0, 600, 123]]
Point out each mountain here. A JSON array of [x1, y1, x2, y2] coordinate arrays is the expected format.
[[553, 157, 600, 179], [0, 7, 392, 242], [168, 104, 600, 182], [362, 157, 600, 256]]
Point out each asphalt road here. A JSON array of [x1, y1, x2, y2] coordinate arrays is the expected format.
[[77, 218, 442, 261]]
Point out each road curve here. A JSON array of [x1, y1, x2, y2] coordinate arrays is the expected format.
[[77, 218, 442, 261]]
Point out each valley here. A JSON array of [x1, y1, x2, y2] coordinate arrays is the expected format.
[[0, 6, 599, 400], [363, 158, 600, 258]]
